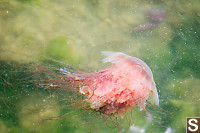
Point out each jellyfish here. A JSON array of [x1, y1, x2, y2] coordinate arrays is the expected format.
[[135, 8, 165, 31], [48, 51, 159, 118]]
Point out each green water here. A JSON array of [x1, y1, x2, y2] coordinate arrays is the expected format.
[[0, 0, 199, 133]]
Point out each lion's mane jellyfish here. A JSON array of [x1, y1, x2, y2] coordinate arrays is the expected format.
[[50, 51, 159, 118], [135, 8, 165, 31]]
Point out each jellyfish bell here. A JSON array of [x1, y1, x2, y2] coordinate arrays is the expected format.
[[78, 51, 159, 118], [102, 51, 159, 105]]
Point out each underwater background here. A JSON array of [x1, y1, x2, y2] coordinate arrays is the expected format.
[[0, 0, 199, 133]]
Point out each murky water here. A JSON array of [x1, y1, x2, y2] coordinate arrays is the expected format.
[[0, 0, 199, 133]]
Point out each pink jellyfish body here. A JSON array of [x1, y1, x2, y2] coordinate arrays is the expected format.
[[66, 51, 159, 118]]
